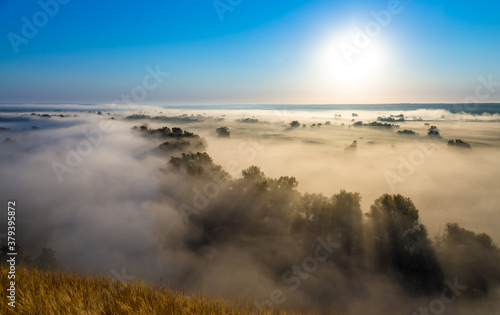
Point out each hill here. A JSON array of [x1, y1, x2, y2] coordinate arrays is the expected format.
[[0, 265, 326, 315]]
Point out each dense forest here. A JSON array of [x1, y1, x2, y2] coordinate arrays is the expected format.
[[145, 126, 500, 312]]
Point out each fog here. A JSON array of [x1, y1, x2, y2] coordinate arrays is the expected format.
[[196, 110, 500, 243], [1, 107, 499, 314]]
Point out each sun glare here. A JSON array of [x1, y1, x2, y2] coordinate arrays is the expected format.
[[313, 31, 388, 91]]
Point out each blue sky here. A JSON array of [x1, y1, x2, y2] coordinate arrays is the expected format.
[[0, 0, 499, 105]]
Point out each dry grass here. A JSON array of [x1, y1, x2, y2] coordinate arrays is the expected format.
[[0, 265, 333, 315]]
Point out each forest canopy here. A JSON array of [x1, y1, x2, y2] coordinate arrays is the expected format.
[[153, 148, 500, 312]]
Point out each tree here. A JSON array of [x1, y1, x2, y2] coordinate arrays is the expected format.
[[447, 139, 471, 149], [397, 129, 417, 135], [242, 165, 265, 181], [275, 176, 298, 190], [97, 111, 102, 115], [434, 223, 500, 296], [427, 126, 441, 138], [2, 138, 16, 144], [169, 152, 230, 181], [172, 127, 183, 136], [35, 247, 60, 270], [367, 194, 442, 292], [290, 121, 300, 128], [345, 140, 357, 151], [331, 190, 363, 257], [216, 126, 230, 137]]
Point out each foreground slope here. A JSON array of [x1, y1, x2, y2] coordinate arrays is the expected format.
[[0, 265, 327, 315]]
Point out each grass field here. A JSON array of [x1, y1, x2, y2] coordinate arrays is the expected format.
[[0, 265, 333, 315]]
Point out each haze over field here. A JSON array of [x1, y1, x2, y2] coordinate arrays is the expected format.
[[1, 105, 500, 314]]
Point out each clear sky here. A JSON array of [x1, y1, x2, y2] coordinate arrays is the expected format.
[[0, 0, 499, 105]]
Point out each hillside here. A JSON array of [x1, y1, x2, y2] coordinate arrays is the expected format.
[[0, 265, 327, 315]]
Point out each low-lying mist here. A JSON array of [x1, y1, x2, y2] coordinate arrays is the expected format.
[[1, 107, 499, 314]]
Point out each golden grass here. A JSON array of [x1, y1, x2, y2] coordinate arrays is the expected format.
[[0, 265, 333, 315]]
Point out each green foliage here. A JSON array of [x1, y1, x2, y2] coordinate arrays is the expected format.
[[428, 126, 441, 138], [434, 223, 500, 296], [378, 114, 405, 122], [397, 129, 417, 135], [159, 140, 196, 152], [237, 118, 259, 123], [366, 194, 443, 292], [132, 125, 206, 152], [353, 121, 399, 128], [447, 139, 472, 149], [160, 151, 500, 298], [368, 194, 419, 227], [242, 165, 265, 181], [216, 126, 230, 137], [169, 152, 229, 181], [127, 114, 151, 120], [366, 121, 399, 128], [132, 125, 196, 139]]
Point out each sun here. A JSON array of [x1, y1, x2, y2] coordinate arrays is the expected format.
[[313, 32, 388, 91]]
